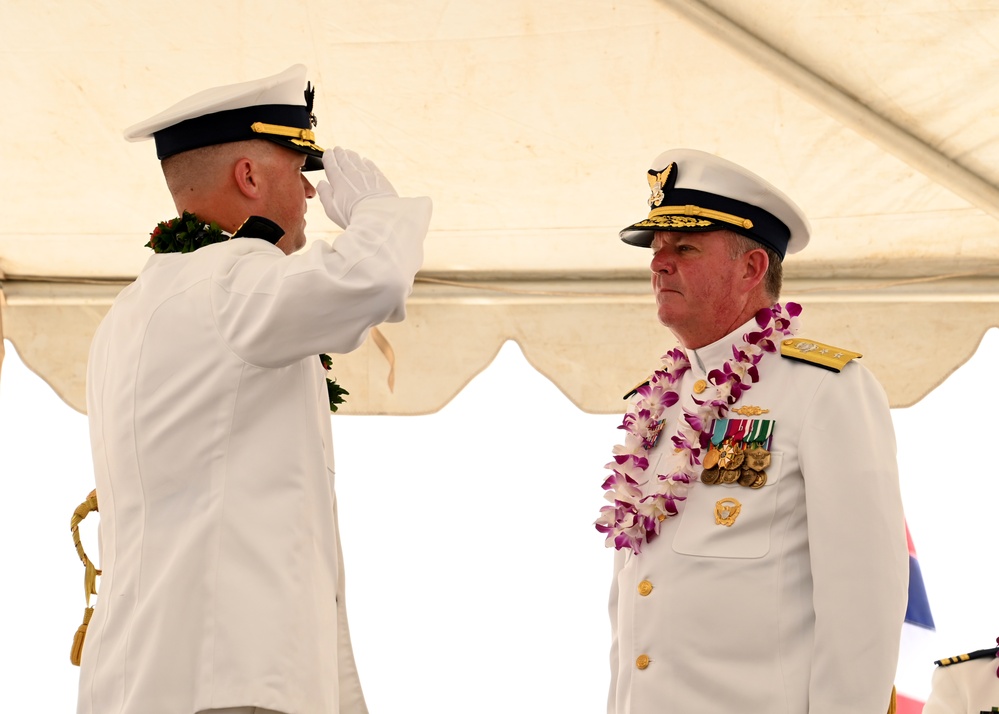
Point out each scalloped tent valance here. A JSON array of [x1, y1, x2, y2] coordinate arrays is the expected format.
[[2, 0, 998, 414]]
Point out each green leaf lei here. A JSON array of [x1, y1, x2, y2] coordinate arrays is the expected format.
[[147, 211, 348, 412], [146, 211, 227, 254], [320, 353, 350, 412]]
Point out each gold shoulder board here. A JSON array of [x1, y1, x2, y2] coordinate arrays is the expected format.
[[935, 653, 974, 667], [934, 646, 999, 667], [780, 338, 862, 373], [623, 375, 653, 400]]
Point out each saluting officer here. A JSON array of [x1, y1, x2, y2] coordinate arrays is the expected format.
[[597, 149, 908, 714], [77, 65, 432, 714]]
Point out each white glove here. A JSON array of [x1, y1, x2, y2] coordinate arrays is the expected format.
[[316, 146, 398, 229]]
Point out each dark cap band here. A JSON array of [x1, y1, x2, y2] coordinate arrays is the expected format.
[[622, 187, 791, 258], [153, 104, 324, 171]]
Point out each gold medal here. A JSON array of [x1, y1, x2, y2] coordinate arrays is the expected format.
[[702, 445, 720, 470], [730, 449, 745, 469], [744, 444, 771, 472], [717, 441, 734, 468], [750, 472, 767, 489], [701, 467, 722, 485], [718, 441, 745, 470], [720, 468, 741, 484], [738, 467, 758, 487]]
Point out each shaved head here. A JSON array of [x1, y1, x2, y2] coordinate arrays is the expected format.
[[158, 139, 315, 254], [161, 141, 266, 201]]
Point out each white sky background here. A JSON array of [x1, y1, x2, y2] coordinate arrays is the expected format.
[[2, 330, 998, 712]]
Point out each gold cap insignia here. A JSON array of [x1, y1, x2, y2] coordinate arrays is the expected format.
[[646, 162, 677, 208]]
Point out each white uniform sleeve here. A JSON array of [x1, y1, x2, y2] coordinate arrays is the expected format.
[[922, 666, 963, 714], [799, 362, 909, 714], [211, 195, 432, 367]]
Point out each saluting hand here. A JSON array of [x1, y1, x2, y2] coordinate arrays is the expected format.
[[316, 146, 398, 229]]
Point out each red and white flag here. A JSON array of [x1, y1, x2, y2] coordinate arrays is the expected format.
[[894, 523, 937, 714]]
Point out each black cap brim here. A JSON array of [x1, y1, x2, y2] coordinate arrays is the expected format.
[[620, 215, 733, 248], [259, 136, 325, 171]]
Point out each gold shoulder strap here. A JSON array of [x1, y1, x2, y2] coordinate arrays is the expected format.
[[780, 338, 862, 372], [622, 374, 654, 400], [70, 489, 100, 666]]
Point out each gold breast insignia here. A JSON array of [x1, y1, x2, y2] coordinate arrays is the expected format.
[[732, 405, 769, 416], [714, 498, 742, 527]]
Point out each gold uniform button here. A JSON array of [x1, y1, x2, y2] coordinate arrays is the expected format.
[[638, 580, 653, 596], [636, 654, 650, 670], [693, 379, 707, 394]]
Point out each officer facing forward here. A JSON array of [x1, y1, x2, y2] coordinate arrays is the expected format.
[[597, 149, 908, 714], [77, 65, 432, 714]]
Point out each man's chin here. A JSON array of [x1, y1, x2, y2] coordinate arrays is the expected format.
[[276, 231, 307, 255], [656, 308, 676, 329]]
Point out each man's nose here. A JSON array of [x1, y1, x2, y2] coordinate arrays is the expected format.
[[651, 252, 671, 275], [302, 174, 317, 198]]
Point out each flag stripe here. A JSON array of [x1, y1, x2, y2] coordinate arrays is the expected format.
[[905, 555, 935, 629], [895, 521, 936, 710], [896, 693, 924, 714]]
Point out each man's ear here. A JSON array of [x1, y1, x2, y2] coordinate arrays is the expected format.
[[742, 247, 769, 292], [233, 157, 261, 200]]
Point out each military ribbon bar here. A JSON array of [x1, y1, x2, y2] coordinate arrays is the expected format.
[[711, 419, 729, 446], [745, 419, 774, 446], [725, 419, 750, 442]]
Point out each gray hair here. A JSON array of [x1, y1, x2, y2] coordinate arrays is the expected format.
[[726, 232, 783, 300]]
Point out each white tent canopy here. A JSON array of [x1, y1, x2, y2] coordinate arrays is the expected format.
[[2, 0, 998, 414]]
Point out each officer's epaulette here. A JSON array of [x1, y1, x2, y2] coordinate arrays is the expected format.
[[780, 338, 862, 373], [934, 646, 999, 667], [623, 375, 653, 400]]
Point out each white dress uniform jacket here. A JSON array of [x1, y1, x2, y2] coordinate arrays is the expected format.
[[608, 318, 909, 714], [77, 196, 432, 714], [923, 655, 999, 714]]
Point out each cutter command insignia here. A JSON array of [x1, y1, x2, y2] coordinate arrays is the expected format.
[[780, 338, 862, 373]]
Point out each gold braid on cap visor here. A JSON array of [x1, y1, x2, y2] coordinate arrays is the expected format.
[[251, 121, 326, 151], [647, 205, 754, 230]]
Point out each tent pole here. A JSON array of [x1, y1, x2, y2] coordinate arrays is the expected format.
[[0, 282, 6, 390]]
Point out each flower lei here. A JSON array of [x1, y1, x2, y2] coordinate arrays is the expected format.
[[146, 211, 227, 254], [595, 302, 802, 553], [146, 212, 348, 412]]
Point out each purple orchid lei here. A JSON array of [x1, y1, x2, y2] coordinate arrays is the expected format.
[[595, 302, 802, 553]]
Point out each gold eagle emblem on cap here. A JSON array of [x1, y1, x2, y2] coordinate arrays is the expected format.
[[646, 162, 677, 208]]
